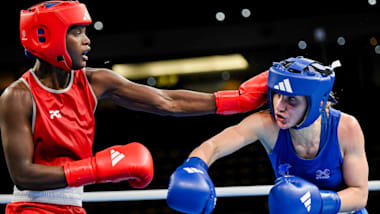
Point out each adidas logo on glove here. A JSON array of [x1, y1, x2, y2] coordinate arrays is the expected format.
[[300, 191, 312, 212], [110, 149, 125, 166], [183, 167, 204, 174]]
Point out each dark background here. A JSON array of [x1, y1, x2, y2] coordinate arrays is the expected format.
[[1, 1, 380, 213]]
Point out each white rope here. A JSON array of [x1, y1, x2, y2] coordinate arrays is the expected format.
[[0, 180, 379, 204]]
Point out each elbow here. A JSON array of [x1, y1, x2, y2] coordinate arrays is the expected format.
[[15, 184, 27, 191], [10, 166, 37, 190], [354, 198, 368, 211], [154, 91, 197, 116], [155, 97, 182, 116], [12, 174, 30, 191], [358, 185, 369, 209], [358, 191, 368, 209], [350, 187, 368, 211]]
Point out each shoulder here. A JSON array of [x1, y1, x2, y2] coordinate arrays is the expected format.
[[85, 67, 118, 82], [237, 110, 279, 146], [0, 80, 33, 123], [85, 67, 132, 86], [1, 80, 32, 103], [239, 110, 274, 129], [338, 112, 362, 139], [84, 67, 132, 98], [337, 112, 364, 154]]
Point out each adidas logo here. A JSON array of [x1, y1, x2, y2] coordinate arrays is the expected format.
[[274, 78, 293, 93], [110, 149, 125, 166], [300, 191, 311, 212], [183, 167, 204, 174]]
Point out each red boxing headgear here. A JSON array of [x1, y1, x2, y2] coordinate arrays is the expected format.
[[20, 1, 92, 71]]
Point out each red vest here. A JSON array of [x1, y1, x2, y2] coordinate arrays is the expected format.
[[21, 69, 96, 166]]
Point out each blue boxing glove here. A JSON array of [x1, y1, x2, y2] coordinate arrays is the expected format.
[[167, 157, 216, 214], [268, 175, 341, 214]]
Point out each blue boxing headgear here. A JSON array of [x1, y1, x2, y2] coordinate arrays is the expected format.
[[267, 56, 339, 129]]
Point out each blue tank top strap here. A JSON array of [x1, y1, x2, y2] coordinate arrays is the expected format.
[[319, 109, 328, 153]]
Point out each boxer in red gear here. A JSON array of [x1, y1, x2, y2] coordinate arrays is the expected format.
[[0, 1, 267, 213]]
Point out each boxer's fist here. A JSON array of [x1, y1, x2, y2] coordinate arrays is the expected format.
[[214, 70, 268, 115], [268, 175, 340, 214], [64, 142, 154, 188], [167, 157, 216, 214]]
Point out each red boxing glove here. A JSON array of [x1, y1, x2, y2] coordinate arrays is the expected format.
[[64, 142, 154, 188], [214, 70, 268, 115]]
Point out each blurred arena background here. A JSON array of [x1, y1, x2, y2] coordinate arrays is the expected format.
[[1, 1, 380, 213]]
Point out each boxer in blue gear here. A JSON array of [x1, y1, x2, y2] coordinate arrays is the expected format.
[[266, 57, 367, 213], [167, 56, 369, 213]]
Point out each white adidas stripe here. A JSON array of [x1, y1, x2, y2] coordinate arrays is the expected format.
[[300, 191, 311, 212], [183, 167, 204, 174], [274, 78, 293, 93], [110, 149, 125, 166]]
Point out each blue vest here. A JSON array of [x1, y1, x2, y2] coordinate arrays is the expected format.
[[268, 107, 343, 190]]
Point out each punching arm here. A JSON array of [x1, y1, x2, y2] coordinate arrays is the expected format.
[[86, 68, 268, 117]]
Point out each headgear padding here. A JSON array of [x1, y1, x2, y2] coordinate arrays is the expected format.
[[267, 56, 338, 129], [20, 1, 92, 71]]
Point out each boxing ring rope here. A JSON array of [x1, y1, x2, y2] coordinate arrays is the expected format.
[[0, 180, 379, 204]]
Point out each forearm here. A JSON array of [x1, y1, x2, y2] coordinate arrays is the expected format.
[[338, 186, 368, 211], [2, 132, 67, 190], [109, 87, 216, 116], [189, 125, 248, 166], [160, 89, 216, 116], [10, 163, 67, 191], [189, 141, 216, 166]]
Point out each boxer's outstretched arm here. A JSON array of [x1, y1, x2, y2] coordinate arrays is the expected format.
[[189, 110, 274, 166], [86, 67, 216, 116], [86, 68, 268, 116]]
